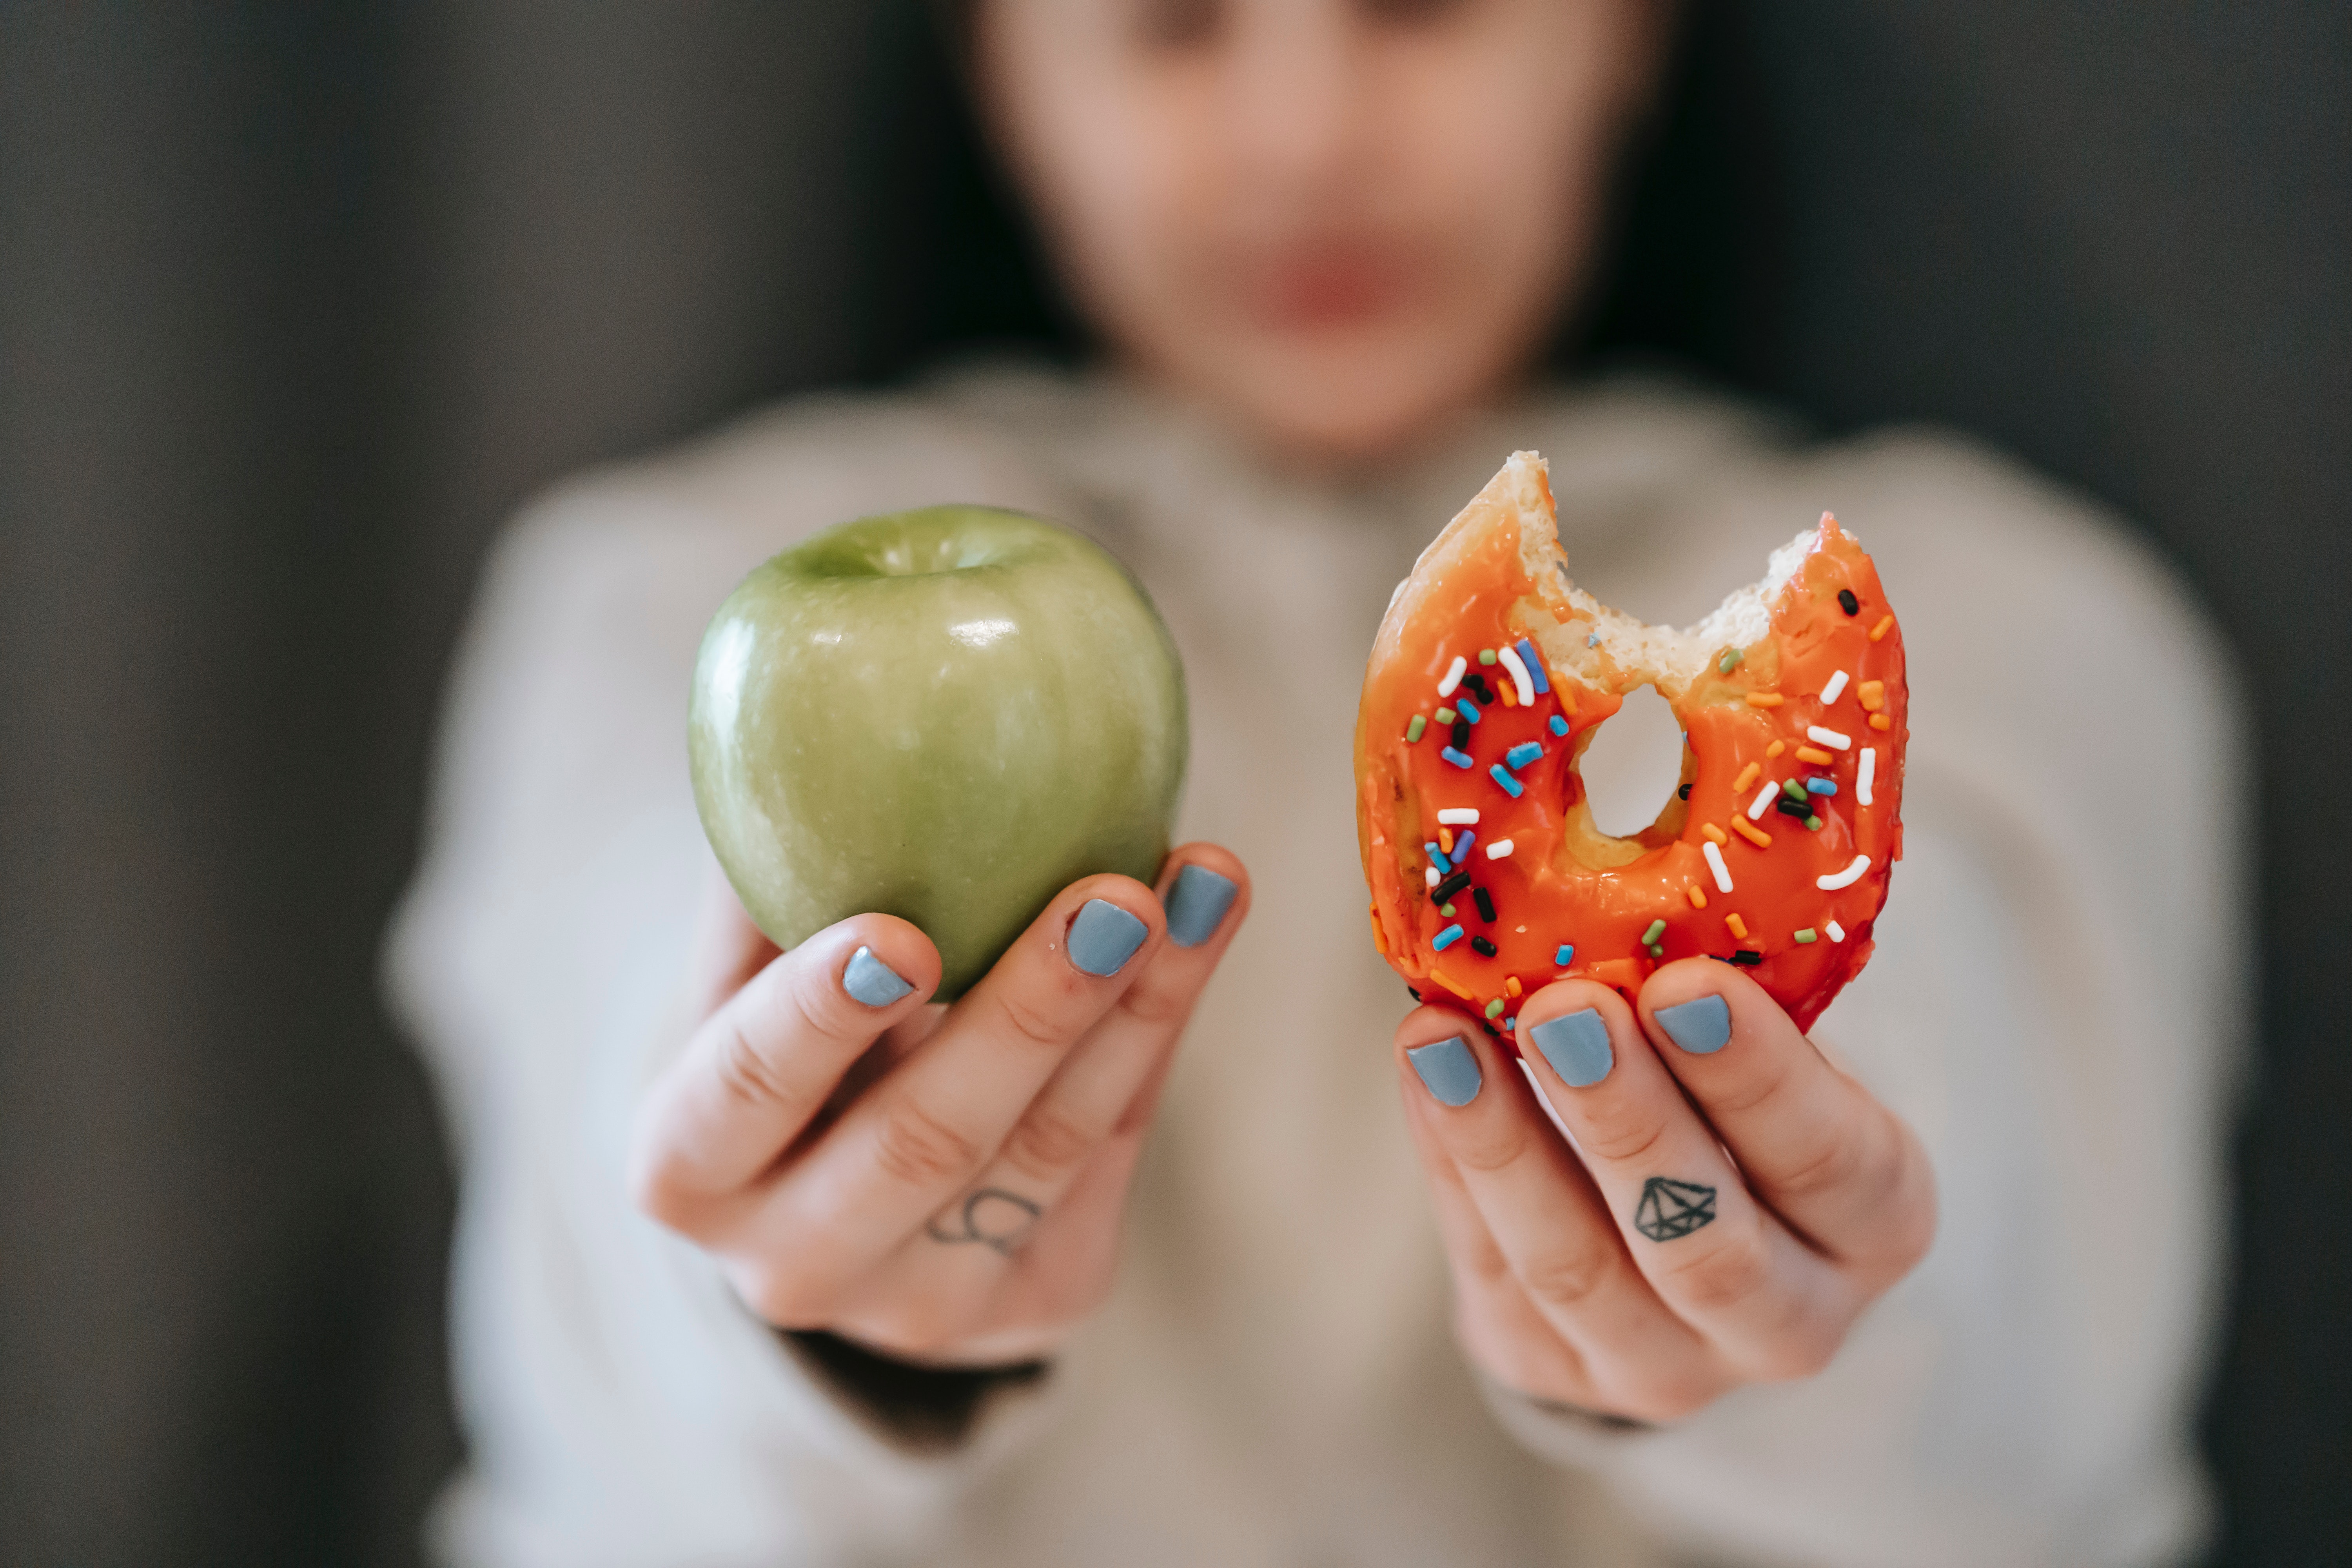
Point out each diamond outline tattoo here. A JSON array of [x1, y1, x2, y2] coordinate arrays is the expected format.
[[1633, 1176, 1718, 1242]]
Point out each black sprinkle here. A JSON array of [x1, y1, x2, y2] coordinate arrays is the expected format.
[[1730, 949, 1764, 966], [1470, 936, 1499, 957], [1465, 672, 1495, 704], [1472, 887, 1497, 922], [1434, 869, 1472, 902], [1838, 588, 1860, 616], [1707, 955, 1736, 966], [1775, 796, 1814, 819], [1480, 1019, 1501, 1037], [1450, 718, 1470, 750], [1678, 782, 1692, 800], [1406, 987, 1423, 1002]]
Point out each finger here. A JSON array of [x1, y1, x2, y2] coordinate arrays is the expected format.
[[1511, 980, 1857, 1381], [632, 913, 940, 1219], [1637, 961, 1937, 1283], [1395, 1007, 1720, 1416]]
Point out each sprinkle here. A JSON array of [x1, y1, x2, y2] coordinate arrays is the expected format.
[[1440, 903, 1455, 917], [1640, 918, 1667, 945], [1838, 588, 1860, 616], [1442, 747, 1475, 769], [1746, 692, 1784, 708], [1425, 842, 1451, 874], [1438, 828, 1454, 855], [1430, 968, 1474, 1000], [1701, 822, 1728, 846], [1703, 841, 1735, 893], [1437, 655, 1467, 696], [1766, 740, 1786, 758], [1732, 818, 1773, 848], [1425, 867, 1439, 888], [1434, 869, 1472, 902], [1479, 648, 1498, 666], [1730, 949, 1762, 965], [1515, 639, 1549, 694], [1795, 745, 1834, 765], [1719, 646, 1744, 674], [1548, 714, 1570, 737], [1806, 777, 1838, 795], [1465, 673, 1495, 704], [1782, 778, 1808, 800], [1456, 697, 1482, 724], [1471, 935, 1498, 957], [1503, 1016, 1516, 1031], [1817, 854, 1872, 890], [1370, 907, 1388, 954], [1869, 713, 1892, 731], [1485, 838, 1515, 859], [1435, 706, 1457, 724], [1733, 761, 1761, 793], [1474, 887, 1496, 922], [1452, 719, 1470, 750], [1453, 830, 1475, 860], [1687, 884, 1709, 909], [1489, 766, 1524, 799], [1795, 927, 1818, 944], [1497, 679, 1518, 708], [1804, 814, 1822, 831], [1819, 670, 1850, 704], [1858, 748, 1877, 806], [1496, 646, 1533, 705], [1438, 807, 1480, 825], [1433, 923, 1465, 951], [1406, 715, 1426, 743], [1826, 919, 1847, 942], [1747, 779, 1780, 820], [1485, 998, 1506, 1020], [1858, 680, 1885, 711], [1554, 943, 1576, 965], [1806, 725, 1852, 750], [1726, 912, 1749, 939], [1775, 797, 1812, 820], [1586, 632, 1601, 647], [1647, 944, 1665, 959], [1679, 782, 1692, 800], [1505, 975, 1522, 998], [1869, 613, 1893, 642], [1505, 741, 1543, 770]]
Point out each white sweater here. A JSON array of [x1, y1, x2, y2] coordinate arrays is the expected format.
[[387, 366, 2245, 1568]]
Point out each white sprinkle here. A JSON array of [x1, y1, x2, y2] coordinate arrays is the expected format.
[[1817, 855, 1871, 891], [1806, 725, 1853, 750], [1702, 839, 1734, 894], [1485, 838, 1515, 860], [1858, 748, 1877, 806], [1437, 808, 1480, 825], [1819, 669, 1849, 704], [1425, 866, 1439, 888], [1826, 919, 1847, 943], [1747, 779, 1780, 820], [1497, 643, 1535, 706], [1436, 655, 1467, 697]]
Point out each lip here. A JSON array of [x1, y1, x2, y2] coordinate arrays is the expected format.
[[1230, 238, 1426, 332]]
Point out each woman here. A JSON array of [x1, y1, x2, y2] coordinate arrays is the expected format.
[[389, 2, 2241, 1563]]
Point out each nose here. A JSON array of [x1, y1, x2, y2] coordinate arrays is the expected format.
[[1222, 2, 1374, 198]]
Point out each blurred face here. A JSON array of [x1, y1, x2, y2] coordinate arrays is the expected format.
[[975, 0, 1664, 463]]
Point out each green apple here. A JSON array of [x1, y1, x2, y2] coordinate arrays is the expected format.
[[689, 505, 1187, 999]]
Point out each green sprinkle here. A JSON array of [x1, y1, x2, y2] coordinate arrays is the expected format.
[[1439, 902, 1456, 918], [1805, 815, 1822, 831], [1795, 927, 1818, 943], [1484, 998, 1506, 1019], [1647, 944, 1665, 959], [1435, 706, 1456, 724], [1719, 646, 1744, 674], [1640, 918, 1667, 945], [1782, 778, 1807, 800], [1406, 714, 1427, 743], [1479, 649, 1499, 666]]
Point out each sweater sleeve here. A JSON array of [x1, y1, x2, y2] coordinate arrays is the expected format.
[[382, 399, 1080, 1568]]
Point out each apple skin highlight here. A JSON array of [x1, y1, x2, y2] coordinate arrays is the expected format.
[[689, 506, 1187, 1000]]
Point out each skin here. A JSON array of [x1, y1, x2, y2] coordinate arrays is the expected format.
[[633, 0, 1936, 1410]]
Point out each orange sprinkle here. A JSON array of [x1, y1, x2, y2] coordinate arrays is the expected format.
[[1869, 712, 1893, 731], [1701, 822, 1728, 846], [1370, 907, 1389, 955], [1726, 912, 1749, 939], [1429, 967, 1475, 1001], [1498, 679, 1518, 708], [1745, 692, 1784, 708], [1859, 680, 1886, 711], [1732, 817, 1773, 848], [1795, 745, 1835, 765], [1439, 828, 1454, 854], [1687, 884, 1709, 909], [1733, 761, 1760, 793], [1505, 975, 1523, 998], [1766, 740, 1787, 758], [1869, 613, 1894, 642]]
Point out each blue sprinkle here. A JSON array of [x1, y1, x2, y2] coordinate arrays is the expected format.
[[1806, 778, 1838, 795], [1587, 632, 1601, 647], [1441, 746, 1474, 769], [1433, 923, 1465, 952], [1489, 765, 1524, 798], [1548, 714, 1570, 737], [1424, 842, 1450, 875], [1555, 943, 1575, 966], [1455, 697, 1481, 724], [1515, 638, 1549, 695], [1503, 1016, 1517, 1032], [1505, 741, 1543, 770], [1453, 830, 1475, 860]]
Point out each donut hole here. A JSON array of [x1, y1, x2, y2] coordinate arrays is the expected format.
[[1577, 683, 1690, 842]]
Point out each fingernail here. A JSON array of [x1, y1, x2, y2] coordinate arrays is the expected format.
[[1407, 1036, 1482, 1107], [1162, 864, 1238, 947], [843, 945, 913, 1007], [1529, 1007, 1613, 1087], [1068, 898, 1149, 976], [1655, 994, 1732, 1054]]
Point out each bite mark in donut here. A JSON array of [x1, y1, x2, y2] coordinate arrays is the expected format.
[[1355, 452, 1908, 1038]]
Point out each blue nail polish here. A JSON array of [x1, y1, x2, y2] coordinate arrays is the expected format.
[[1408, 1036, 1482, 1106], [843, 945, 913, 1007], [1162, 864, 1238, 948], [1530, 1007, 1613, 1087], [1655, 994, 1732, 1054], [1068, 898, 1149, 976]]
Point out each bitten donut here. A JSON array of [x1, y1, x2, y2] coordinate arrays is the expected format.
[[1354, 452, 1908, 1039]]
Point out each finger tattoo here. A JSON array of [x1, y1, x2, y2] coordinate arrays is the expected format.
[[925, 1187, 1042, 1257], [1633, 1176, 1718, 1242]]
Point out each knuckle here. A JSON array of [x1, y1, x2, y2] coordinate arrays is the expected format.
[[1706, 1054, 1800, 1118], [1517, 1243, 1617, 1314], [1659, 1228, 1775, 1315], [994, 986, 1076, 1053], [712, 1019, 793, 1113], [871, 1095, 984, 1191], [1448, 1118, 1531, 1176], [1581, 1108, 1674, 1167], [999, 1103, 1101, 1185], [1770, 1126, 1868, 1203], [1112, 971, 1193, 1031]]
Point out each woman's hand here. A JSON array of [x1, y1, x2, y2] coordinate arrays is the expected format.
[[631, 846, 1247, 1367], [1396, 962, 1936, 1423]]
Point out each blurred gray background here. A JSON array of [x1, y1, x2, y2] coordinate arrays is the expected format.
[[3, 4, 2346, 1564]]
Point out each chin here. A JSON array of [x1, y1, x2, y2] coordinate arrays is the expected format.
[[1207, 332, 1520, 469]]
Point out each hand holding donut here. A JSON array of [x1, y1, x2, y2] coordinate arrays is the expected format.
[[1396, 961, 1935, 1422], [630, 847, 1247, 1366]]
